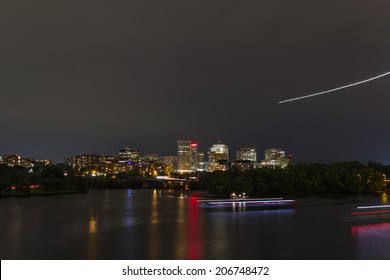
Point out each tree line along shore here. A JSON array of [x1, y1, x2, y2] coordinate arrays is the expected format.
[[1, 161, 389, 197]]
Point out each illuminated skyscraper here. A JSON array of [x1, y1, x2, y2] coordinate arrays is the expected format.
[[190, 142, 199, 171], [261, 148, 290, 168], [233, 148, 257, 171], [236, 147, 257, 162], [208, 141, 229, 172], [177, 140, 191, 173], [197, 152, 205, 171], [177, 140, 199, 173]]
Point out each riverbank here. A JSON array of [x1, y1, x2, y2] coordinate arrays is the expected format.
[[0, 189, 86, 198]]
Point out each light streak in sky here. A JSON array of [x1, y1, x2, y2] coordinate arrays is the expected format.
[[278, 70, 390, 104]]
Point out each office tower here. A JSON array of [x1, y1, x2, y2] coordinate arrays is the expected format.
[[208, 141, 229, 172], [177, 140, 199, 173], [190, 141, 199, 171], [177, 140, 191, 173], [236, 147, 257, 162], [119, 147, 140, 168], [261, 148, 290, 168], [197, 152, 205, 171]]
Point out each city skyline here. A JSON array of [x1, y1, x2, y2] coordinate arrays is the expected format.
[[1, 139, 280, 164], [2, 136, 390, 166], [1, 140, 292, 175], [1, 1, 390, 165]]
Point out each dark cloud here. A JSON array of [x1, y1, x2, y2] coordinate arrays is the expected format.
[[1, 0, 390, 163]]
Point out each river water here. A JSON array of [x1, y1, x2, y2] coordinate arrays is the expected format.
[[1, 189, 389, 260]]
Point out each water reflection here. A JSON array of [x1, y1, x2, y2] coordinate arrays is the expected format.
[[121, 190, 135, 259], [352, 222, 390, 259], [89, 209, 98, 234], [175, 195, 186, 259], [207, 211, 230, 259], [86, 208, 99, 259], [148, 189, 159, 259], [123, 189, 133, 227], [187, 196, 203, 259], [8, 206, 22, 258], [382, 193, 388, 204], [205, 208, 295, 259], [3, 190, 389, 259]]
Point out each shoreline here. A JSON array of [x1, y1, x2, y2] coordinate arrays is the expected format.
[[0, 189, 86, 198], [1, 187, 388, 199]]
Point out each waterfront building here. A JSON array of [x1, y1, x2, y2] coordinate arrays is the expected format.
[[2, 154, 22, 166], [158, 155, 175, 166], [142, 154, 159, 162], [158, 155, 176, 175], [233, 160, 255, 171], [236, 147, 257, 162], [177, 140, 199, 173], [1, 154, 51, 168], [197, 152, 205, 171], [208, 141, 229, 172], [177, 140, 191, 173], [66, 154, 106, 171], [21, 158, 52, 168], [140, 161, 165, 177], [30, 159, 52, 166], [119, 147, 140, 169], [190, 142, 199, 171], [261, 148, 291, 168], [139, 153, 165, 177], [66, 153, 134, 176]]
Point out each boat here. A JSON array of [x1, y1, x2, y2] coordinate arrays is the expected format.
[[350, 204, 390, 222], [197, 197, 296, 209], [340, 204, 390, 224]]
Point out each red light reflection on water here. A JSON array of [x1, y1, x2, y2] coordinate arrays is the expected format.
[[351, 210, 390, 215], [351, 222, 390, 235], [187, 196, 203, 259]]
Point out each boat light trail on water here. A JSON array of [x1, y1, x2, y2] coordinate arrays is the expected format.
[[278, 70, 390, 104], [357, 205, 390, 209]]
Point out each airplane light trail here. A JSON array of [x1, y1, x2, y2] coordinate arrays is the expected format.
[[278, 70, 390, 104]]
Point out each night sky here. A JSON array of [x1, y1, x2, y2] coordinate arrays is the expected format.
[[1, 0, 390, 164]]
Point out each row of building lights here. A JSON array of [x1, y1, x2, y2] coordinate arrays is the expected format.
[[177, 140, 291, 173], [1, 140, 291, 176]]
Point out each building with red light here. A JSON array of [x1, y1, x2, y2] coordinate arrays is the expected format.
[[177, 140, 200, 173]]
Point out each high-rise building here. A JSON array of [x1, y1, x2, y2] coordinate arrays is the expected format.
[[208, 141, 229, 172], [177, 140, 191, 173], [177, 140, 199, 173], [197, 152, 205, 171], [261, 148, 290, 168], [236, 147, 257, 162], [119, 147, 140, 169], [190, 142, 199, 171]]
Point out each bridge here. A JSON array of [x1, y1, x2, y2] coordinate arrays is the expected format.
[[140, 176, 195, 189]]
